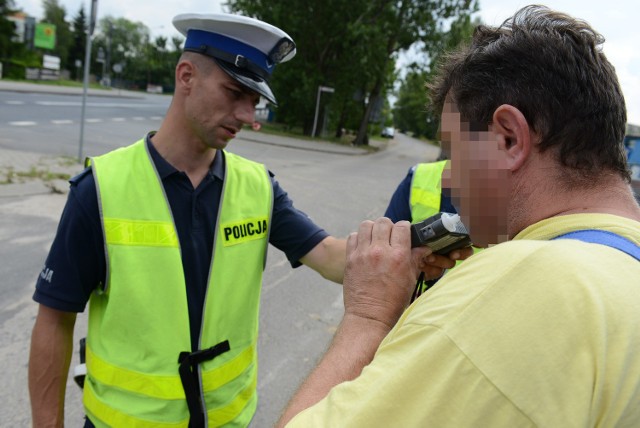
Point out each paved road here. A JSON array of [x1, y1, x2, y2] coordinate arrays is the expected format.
[[0, 81, 439, 427]]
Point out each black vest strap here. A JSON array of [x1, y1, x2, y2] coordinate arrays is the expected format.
[[178, 340, 231, 428]]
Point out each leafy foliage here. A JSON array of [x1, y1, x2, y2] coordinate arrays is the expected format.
[[1, 0, 41, 77], [0, 0, 17, 58], [67, 5, 85, 80], [393, 13, 479, 139], [42, 0, 72, 65], [228, 0, 478, 142], [1, 0, 183, 90], [91, 16, 183, 90]]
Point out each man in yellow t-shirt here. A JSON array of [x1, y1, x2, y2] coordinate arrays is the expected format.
[[277, 5, 640, 427]]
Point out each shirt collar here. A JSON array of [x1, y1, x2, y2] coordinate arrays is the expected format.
[[145, 132, 224, 181]]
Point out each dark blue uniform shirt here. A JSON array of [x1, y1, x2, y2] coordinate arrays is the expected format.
[[384, 164, 457, 222], [34, 135, 329, 349]]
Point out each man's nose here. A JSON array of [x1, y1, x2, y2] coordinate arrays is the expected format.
[[236, 100, 256, 125]]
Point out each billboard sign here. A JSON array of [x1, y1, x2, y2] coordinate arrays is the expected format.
[[34, 23, 56, 49]]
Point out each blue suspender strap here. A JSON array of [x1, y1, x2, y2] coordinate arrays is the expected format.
[[553, 229, 640, 261]]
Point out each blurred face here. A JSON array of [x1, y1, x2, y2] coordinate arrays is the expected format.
[[440, 100, 510, 247], [185, 61, 260, 150]]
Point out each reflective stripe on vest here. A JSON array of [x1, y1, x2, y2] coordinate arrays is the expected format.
[[410, 161, 447, 222], [103, 218, 179, 247], [84, 375, 257, 428], [85, 140, 272, 427]]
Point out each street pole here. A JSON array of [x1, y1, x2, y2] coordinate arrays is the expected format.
[[311, 85, 335, 138], [78, 0, 98, 163], [311, 86, 321, 138]]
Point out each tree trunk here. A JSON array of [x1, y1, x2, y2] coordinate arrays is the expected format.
[[335, 99, 349, 139], [353, 76, 383, 146]]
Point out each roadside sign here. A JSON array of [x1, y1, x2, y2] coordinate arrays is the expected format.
[[43, 54, 61, 70], [96, 47, 105, 63], [34, 23, 56, 49]]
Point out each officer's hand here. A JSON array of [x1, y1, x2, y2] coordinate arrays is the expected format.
[[417, 245, 474, 280], [343, 218, 426, 329]]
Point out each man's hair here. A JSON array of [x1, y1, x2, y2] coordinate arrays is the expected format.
[[429, 5, 629, 182], [179, 51, 216, 74]]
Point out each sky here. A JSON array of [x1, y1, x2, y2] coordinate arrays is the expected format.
[[16, 0, 640, 125]]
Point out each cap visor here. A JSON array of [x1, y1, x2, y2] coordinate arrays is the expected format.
[[215, 60, 277, 105]]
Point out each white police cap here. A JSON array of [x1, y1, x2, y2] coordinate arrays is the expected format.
[[173, 13, 296, 105]]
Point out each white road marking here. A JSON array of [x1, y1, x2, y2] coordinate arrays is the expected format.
[[6, 101, 25, 105], [6, 117, 148, 124], [8, 121, 36, 126], [150, 116, 163, 120], [36, 101, 162, 108]]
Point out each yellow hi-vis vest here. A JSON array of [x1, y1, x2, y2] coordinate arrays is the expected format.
[[409, 160, 447, 222], [84, 140, 272, 427]]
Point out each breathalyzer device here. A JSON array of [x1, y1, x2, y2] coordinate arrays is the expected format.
[[410, 212, 472, 254]]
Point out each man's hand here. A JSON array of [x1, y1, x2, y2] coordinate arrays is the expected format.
[[343, 218, 427, 329], [277, 218, 428, 427], [417, 245, 475, 280]]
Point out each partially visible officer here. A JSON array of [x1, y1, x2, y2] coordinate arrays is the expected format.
[[385, 152, 477, 293], [28, 13, 350, 428], [385, 158, 456, 222], [278, 5, 640, 427]]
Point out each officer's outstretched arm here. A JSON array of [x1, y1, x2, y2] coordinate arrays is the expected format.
[[300, 236, 347, 284], [29, 304, 77, 427]]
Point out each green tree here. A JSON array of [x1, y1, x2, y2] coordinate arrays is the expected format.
[[228, 0, 477, 144], [91, 17, 182, 91], [92, 17, 149, 88], [349, 0, 478, 145], [394, 67, 433, 138], [67, 5, 86, 80], [229, 0, 371, 135], [143, 35, 178, 90], [42, 0, 72, 67], [0, 0, 17, 58], [393, 13, 478, 139], [1, 0, 41, 78], [171, 36, 183, 53]]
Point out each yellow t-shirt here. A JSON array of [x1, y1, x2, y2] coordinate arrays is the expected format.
[[289, 214, 640, 427]]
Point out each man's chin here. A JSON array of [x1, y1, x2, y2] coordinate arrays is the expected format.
[[207, 138, 231, 151]]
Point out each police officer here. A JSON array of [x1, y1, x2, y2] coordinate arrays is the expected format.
[[28, 13, 348, 428], [384, 158, 456, 223]]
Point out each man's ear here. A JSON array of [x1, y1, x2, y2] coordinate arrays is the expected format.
[[492, 104, 531, 172], [175, 60, 196, 93]]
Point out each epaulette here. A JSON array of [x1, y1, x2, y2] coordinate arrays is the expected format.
[[69, 167, 93, 186]]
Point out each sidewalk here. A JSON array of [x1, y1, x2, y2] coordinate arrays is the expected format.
[[0, 147, 82, 198], [238, 129, 384, 155]]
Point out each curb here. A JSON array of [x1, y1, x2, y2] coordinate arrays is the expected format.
[[0, 80, 145, 99], [237, 135, 373, 156]]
